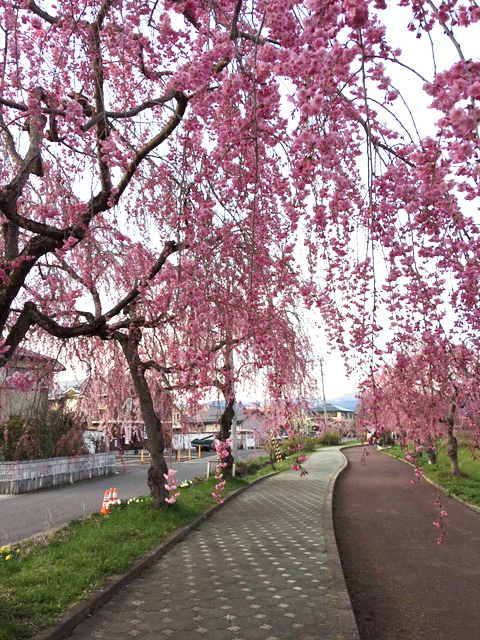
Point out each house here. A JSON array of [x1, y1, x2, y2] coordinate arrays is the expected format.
[[309, 403, 356, 430], [189, 402, 265, 449], [84, 387, 188, 453], [192, 402, 245, 432], [0, 348, 65, 423], [240, 408, 268, 448], [49, 379, 87, 413]]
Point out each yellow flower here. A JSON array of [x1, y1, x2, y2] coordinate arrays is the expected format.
[[5, 555, 11, 561]]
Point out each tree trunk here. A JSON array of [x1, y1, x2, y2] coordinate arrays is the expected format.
[[219, 397, 235, 441], [120, 328, 169, 507], [446, 428, 460, 476], [217, 343, 236, 476], [147, 449, 169, 508], [425, 436, 437, 465], [219, 396, 235, 476], [446, 400, 460, 477]]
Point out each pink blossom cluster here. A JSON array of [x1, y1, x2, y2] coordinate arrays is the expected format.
[[163, 469, 180, 505], [6, 371, 34, 392], [212, 439, 230, 504], [433, 499, 449, 545], [290, 444, 308, 475]]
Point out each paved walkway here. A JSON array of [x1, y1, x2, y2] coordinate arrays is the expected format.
[[69, 448, 359, 640]]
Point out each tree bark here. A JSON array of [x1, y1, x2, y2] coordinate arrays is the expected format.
[[216, 343, 236, 476], [119, 327, 169, 507], [219, 396, 235, 476], [446, 400, 460, 477]]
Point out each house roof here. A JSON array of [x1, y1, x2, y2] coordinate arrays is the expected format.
[[51, 379, 87, 396], [10, 347, 65, 372], [311, 403, 355, 414], [194, 403, 245, 424]]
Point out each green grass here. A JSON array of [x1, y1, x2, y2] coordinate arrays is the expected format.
[[384, 442, 480, 508], [0, 457, 296, 640]]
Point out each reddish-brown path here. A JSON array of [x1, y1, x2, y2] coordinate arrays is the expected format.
[[333, 446, 480, 640]]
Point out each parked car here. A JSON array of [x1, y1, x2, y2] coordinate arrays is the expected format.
[[190, 434, 217, 451]]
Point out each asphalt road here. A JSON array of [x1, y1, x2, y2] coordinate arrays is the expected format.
[[334, 446, 480, 640], [0, 449, 263, 545]]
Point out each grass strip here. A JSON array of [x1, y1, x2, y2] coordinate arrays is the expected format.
[[0, 455, 295, 640], [383, 442, 480, 508]]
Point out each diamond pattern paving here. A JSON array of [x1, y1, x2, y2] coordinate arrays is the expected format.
[[71, 449, 347, 640]]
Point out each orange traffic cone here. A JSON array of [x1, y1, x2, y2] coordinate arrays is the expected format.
[[111, 488, 120, 505], [100, 489, 110, 514]]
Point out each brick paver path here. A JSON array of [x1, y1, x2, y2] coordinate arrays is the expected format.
[[70, 449, 352, 640]]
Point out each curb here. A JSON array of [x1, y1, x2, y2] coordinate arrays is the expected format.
[[379, 449, 480, 516], [324, 448, 361, 640], [29, 472, 277, 640]]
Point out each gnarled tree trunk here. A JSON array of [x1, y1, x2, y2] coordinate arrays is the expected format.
[[215, 342, 236, 476], [120, 327, 169, 507], [219, 395, 235, 476]]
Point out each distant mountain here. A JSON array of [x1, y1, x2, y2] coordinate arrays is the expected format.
[[327, 392, 361, 411]]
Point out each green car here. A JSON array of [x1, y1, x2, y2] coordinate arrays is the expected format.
[[190, 434, 217, 451]]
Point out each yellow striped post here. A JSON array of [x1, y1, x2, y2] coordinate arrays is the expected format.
[[270, 430, 282, 462]]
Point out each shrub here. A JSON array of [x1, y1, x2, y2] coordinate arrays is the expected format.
[[280, 435, 318, 455], [235, 458, 271, 477], [0, 410, 87, 461], [318, 431, 342, 446]]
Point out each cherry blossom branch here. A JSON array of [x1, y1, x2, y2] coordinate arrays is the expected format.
[[91, 3, 112, 195], [0, 240, 181, 364], [339, 93, 416, 168], [0, 92, 181, 133], [163, 469, 180, 504], [25, 1, 58, 24], [363, 55, 429, 85], [105, 240, 182, 319], [424, 0, 479, 139], [45, 256, 103, 319], [114, 92, 189, 204]]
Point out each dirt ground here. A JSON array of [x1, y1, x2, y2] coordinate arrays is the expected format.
[[333, 446, 480, 640]]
